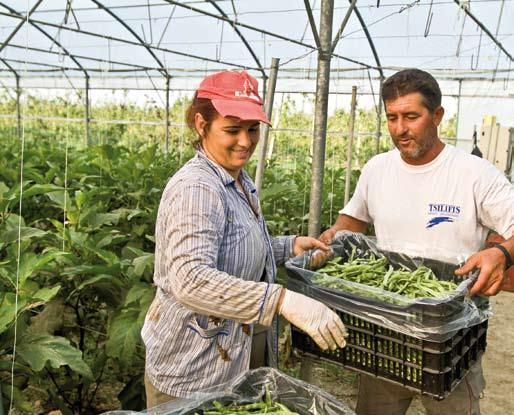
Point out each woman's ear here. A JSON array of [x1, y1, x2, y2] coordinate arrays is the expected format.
[[194, 113, 207, 138]]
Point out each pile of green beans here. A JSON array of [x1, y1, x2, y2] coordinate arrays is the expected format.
[[313, 254, 457, 299], [195, 390, 299, 415]]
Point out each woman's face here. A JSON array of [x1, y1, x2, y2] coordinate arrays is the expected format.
[[195, 113, 260, 179]]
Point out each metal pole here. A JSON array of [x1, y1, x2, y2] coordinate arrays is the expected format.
[[344, 86, 357, 206], [165, 75, 170, 154], [255, 57, 280, 194], [375, 76, 383, 154], [455, 79, 462, 144], [15, 74, 21, 142], [307, 0, 334, 238], [85, 76, 91, 146]]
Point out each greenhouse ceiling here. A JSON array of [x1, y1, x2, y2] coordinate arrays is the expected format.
[[0, 0, 512, 84]]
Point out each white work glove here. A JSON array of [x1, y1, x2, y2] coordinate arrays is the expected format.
[[278, 289, 347, 351]]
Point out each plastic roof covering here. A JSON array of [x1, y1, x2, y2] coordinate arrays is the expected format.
[[0, 0, 512, 84]]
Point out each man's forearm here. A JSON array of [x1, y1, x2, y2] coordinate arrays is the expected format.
[[332, 214, 368, 233]]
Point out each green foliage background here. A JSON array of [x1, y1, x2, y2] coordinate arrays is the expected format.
[[0, 91, 456, 413]]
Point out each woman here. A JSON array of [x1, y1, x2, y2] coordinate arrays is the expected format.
[[141, 70, 346, 407]]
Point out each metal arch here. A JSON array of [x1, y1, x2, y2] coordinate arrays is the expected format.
[[7, 43, 161, 72], [303, 0, 321, 49], [91, 0, 167, 76], [452, 0, 513, 62], [0, 2, 88, 78], [203, 0, 266, 79], [0, 57, 18, 77], [0, 1, 36, 79], [0, 11, 255, 72], [163, 0, 376, 71], [331, 0, 357, 54], [0, 0, 43, 55], [348, 2, 384, 79]]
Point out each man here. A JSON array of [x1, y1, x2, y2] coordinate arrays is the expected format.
[[319, 69, 514, 415]]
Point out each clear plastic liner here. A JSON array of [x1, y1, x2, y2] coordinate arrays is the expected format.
[[102, 367, 356, 415], [285, 231, 491, 342]]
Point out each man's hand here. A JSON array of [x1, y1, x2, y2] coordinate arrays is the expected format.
[[319, 227, 338, 245], [501, 267, 514, 292], [318, 214, 368, 245], [293, 237, 329, 257], [455, 247, 507, 296]]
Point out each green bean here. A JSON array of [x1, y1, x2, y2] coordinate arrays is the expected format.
[[198, 387, 299, 415], [313, 254, 457, 300]]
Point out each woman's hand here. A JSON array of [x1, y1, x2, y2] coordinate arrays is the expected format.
[[277, 289, 347, 350], [293, 236, 329, 257]]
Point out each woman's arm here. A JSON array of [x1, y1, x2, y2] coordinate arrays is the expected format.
[[156, 181, 281, 326]]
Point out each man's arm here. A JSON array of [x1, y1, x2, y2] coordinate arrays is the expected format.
[[455, 235, 514, 296], [319, 214, 368, 244]]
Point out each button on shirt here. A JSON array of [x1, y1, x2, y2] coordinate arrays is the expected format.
[[141, 150, 295, 397]]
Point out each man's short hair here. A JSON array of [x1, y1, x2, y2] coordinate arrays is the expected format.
[[381, 69, 442, 113]]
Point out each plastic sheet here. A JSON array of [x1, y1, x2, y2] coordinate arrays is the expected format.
[[285, 231, 491, 342], [102, 368, 356, 415]]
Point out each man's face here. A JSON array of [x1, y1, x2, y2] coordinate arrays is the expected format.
[[385, 92, 444, 165]]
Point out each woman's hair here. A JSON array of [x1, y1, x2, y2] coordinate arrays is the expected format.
[[185, 92, 219, 148]]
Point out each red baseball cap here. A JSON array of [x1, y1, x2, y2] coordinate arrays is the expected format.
[[197, 70, 271, 125]]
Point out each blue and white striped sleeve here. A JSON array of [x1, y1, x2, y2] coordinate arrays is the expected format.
[[270, 235, 297, 265], [158, 181, 281, 326]]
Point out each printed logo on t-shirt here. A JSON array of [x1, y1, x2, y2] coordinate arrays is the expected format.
[[426, 203, 461, 229]]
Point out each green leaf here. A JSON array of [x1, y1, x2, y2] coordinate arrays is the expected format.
[[260, 183, 297, 201], [106, 308, 142, 366], [0, 181, 9, 194], [84, 212, 121, 229], [62, 261, 122, 276], [132, 253, 154, 277], [1, 383, 32, 412], [46, 189, 72, 210], [18, 251, 66, 287], [67, 274, 123, 301], [32, 285, 61, 302], [75, 190, 86, 209], [22, 183, 63, 199], [0, 293, 27, 333], [127, 209, 147, 221], [4, 214, 26, 229], [124, 282, 155, 307], [0, 227, 48, 245], [17, 333, 93, 379]]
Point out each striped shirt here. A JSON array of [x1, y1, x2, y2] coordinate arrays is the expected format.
[[141, 149, 295, 397]]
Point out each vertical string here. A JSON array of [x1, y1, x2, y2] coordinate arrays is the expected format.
[[9, 2, 29, 412], [63, 93, 70, 251], [329, 66, 340, 226]]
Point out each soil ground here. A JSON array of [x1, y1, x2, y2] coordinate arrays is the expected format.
[[285, 292, 514, 415]]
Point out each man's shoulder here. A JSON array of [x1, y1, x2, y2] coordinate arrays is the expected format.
[[444, 145, 500, 176]]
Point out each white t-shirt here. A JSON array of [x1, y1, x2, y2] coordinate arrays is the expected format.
[[340, 145, 514, 263]]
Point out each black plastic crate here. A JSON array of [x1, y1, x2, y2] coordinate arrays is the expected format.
[[292, 310, 488, 400], [285, 233, 490, 342]]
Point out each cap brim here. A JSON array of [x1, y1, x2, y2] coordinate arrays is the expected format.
[[211, 99, 271, 125]]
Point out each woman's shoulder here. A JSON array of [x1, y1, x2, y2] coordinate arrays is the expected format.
[[165, 157, 226, 197]]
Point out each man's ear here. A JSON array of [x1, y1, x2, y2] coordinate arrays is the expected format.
[[433, 105, 444, 126], [194, 113, 207, 137]]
